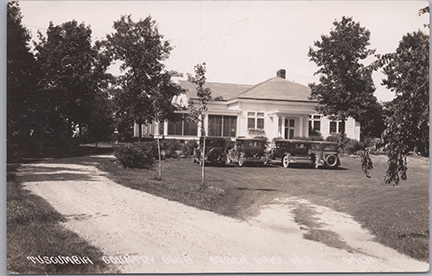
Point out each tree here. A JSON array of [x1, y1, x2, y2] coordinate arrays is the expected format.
[[7, 2, 39, 156], [187, 63, 213, 189], [34, 20, 107, 149], [85, 88, 116, 146], [308, 17, 384, 139], [377, 30, 429, 185], [105, 15, 183, 179]]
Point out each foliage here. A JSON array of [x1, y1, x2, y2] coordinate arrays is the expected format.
[[359, 150, 374, 178], [85, 89, 116, 143], [7, 2, 39, 157], [182, 140, 198, 157], [187, 63, 213, 127], [308, 17, 384, 138], [292, 136, 324, 141], [376, 30, 429, 185], [187, 63, 213, 188], [105, 15, 183, 132], [33, 20, 110, 150], [326, 133, 363, 155], [159, 139, 182, 159], [105, 14, 184, 179], [114, 142, 158, 168]]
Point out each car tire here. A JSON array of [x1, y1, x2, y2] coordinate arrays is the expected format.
[[238, 155, 245, 167], [282, 155, 290, 168], [326, 155, 338, 167]]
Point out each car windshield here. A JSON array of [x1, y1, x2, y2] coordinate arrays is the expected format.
[[294, 143, 307, 149], [276, 142, 287, 148], [247, 141, 263, 148], [311, 144, 320, 150]]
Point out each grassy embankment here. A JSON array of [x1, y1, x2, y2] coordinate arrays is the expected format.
[[98, 153, 429, 262]]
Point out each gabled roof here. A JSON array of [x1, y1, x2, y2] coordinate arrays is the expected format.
[[179, 80, 253, 101], [234, 77, 312, 102]]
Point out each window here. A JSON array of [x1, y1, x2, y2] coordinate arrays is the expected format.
[[329, 120, 345, 134], [330, 121, 337, 133], [167, 114, 198, 136], [309, 115, 321, 136], [208, 115, 237, 137], [338, 121, 345, 134], [247, 112, 265, 130], [223, 116, 237, 137], [289, 119, 295, 127]]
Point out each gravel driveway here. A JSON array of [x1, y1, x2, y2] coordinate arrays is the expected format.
[[16, 155, 428, 273]]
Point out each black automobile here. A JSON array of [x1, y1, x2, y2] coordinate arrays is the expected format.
[[226, 137, 268, 167], [309, 141, 341, 168], [192, 136, 227, 165], [268, 138, 313, 168]]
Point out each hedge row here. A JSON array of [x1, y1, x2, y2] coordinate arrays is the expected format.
[[114, 139, 198, 168]]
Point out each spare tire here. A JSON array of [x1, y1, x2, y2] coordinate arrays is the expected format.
[[325, 154, 338, 167]]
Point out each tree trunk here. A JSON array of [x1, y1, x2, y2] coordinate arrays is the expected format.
[[201, 135, 206, 189], [157, 136, 162, 180]]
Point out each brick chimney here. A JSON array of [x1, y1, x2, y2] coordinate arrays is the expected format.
[[276, 69, 286, 79]]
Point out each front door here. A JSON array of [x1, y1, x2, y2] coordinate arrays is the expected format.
[[284, 118, 295, 139]]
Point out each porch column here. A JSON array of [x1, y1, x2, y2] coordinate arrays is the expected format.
[[204, 114, 209, 136], [274, 115, 279, 138], [281, 116, 286, 139], [299, 117, 303, 137], [163, 121, 168, 136]]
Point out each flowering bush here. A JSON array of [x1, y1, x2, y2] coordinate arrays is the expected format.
[[247, 128, 265, 135]]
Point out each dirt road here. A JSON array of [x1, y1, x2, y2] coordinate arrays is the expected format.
[[16, 155, 428, 273]]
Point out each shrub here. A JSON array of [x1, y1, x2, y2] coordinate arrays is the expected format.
[[114, 141, 158, 168], [159, 139, 182, 159], [181, 140, 198, 157], [293, 136, 324, 141], [344, 139, 363, 154], [326, 133, 365, 154]]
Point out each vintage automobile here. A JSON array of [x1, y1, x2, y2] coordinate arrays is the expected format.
[[226, 137, 268, 167], [309, 141, 341, 168], [268, 139, 313, 168], [192, 136, 227, 165]]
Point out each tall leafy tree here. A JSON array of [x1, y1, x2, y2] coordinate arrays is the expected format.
[[7, 2, 38, 156], [105, 15, 183, 179], [187, 63, 213, 188], [308, 17, 384, 139], [377, 30, 429, 185], [34, 20, 107, 148]]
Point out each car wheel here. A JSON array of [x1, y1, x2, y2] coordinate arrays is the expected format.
[[326, 155, 338, 167], [238, 155, 245, 167], [282, 155, 290, 168]]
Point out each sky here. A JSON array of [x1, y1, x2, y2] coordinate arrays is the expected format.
[[17, 0, 430, 102]]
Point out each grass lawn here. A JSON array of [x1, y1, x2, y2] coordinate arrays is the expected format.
[[98, 153, 429, 262], [7, 163, 116, 274]]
